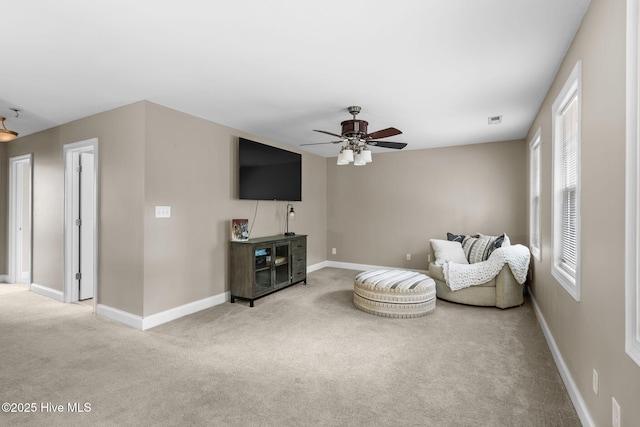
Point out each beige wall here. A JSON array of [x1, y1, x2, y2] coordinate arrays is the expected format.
[[7, 103, 147, 315], [5, 101, 327, 318], [142, 102, 327, 315], [9, 128, 66, 292], [327, 139, 527, 269], [526, 0, 640, 424]]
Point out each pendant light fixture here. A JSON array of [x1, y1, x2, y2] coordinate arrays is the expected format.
[[0, 115, 18, 142]]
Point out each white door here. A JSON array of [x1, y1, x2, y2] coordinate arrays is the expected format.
[[64, 138, 98, 304], [8, 155, 32, 285], [71, 151, 95, 300], [79, 152, 95, 299]]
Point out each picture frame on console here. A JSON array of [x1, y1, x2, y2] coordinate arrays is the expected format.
[[231, 219, 249, 241]]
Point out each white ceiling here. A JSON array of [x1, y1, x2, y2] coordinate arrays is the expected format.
[[1, 0, 590, 157]]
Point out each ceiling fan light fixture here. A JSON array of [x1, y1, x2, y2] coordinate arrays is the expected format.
[[361, 148, 372, 163], [0, 116, 18, 142], [342, 148, 354, 163], [337, 149, 349, 165], [354, 151, 366, 166]]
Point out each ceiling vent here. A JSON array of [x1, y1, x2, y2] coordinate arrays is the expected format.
[[488, 115, 502, 125]]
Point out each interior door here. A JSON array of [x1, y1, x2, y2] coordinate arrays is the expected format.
[[64, 139, 98, 305], [9, 155, 32, 285], [72, 151, 95, 300], [20, 161, 31, 283]]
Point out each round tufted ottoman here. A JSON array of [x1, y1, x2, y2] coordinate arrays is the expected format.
[[353, 269, 436, 318]]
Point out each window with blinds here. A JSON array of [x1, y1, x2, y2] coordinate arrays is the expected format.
[[625, 0, 640, 366], [552, 60, 581, 301], [560, 95, 578, 274], [529, 129, 541, 259]]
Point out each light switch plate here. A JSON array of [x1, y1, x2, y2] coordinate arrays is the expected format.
[[155, 206, 171, 218]]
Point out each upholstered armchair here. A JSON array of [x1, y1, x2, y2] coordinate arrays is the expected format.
[[428, 261, 523, 309], [428, 234, 526, 309]]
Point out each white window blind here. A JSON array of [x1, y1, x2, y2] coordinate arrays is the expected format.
[[529, 129, 541, 259], [560, 95, 578, 274], [625, 0, 640, 367], [532, 193, 540, 248], [552, 59, 581, 301]]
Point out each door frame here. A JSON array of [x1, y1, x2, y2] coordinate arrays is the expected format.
[[63, 138, 99, 308], [8, 154, 33, 285]]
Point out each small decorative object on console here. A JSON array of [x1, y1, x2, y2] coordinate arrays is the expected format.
[[285, 204, 295, 236], [231, 219, 249, 241]]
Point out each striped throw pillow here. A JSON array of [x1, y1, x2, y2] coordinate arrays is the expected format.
[[447, 232, 506, 263]]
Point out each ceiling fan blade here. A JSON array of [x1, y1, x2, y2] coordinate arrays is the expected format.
[[364, 127, 402, 140], [313, 129, 344, 139], [300, 141, 343, 146], [367, 141, 407, 149]]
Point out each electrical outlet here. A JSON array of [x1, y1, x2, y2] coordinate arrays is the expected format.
[[592, 369, 598, 395], [332, 248, 336, 255], [406, 253, 411, 260], [612, 397, 620, 427], [155, 205, 171, 218]]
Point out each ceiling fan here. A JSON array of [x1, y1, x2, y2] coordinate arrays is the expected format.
[[301, 106, 407, 165]]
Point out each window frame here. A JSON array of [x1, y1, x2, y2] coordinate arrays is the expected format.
[[626, 0, 640, 367], [551, 60, 582, 301], [529, 127, 542, 260]]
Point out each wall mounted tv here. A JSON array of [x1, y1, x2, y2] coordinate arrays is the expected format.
[[238, 137, 302, 201]]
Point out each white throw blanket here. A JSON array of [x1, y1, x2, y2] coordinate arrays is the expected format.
[[443, 244, 531, 291]]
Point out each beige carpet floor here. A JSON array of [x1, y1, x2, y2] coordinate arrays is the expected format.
[[0, 268, 580, 426]]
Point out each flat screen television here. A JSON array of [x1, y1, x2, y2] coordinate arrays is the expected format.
[[238, 138, 302, 201]]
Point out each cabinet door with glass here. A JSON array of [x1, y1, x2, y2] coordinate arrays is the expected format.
[[253, 244, 274, 296], [272, 242, 290, 289]]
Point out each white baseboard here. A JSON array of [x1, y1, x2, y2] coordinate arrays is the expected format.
[[529, 289, 595, 427], [97, 304, 143, 330], [98, 262, 350, 329], [40, 261, 422, 331], [307, 261, 328, 273], [97, 291, 229, 331], [307, 261, 412, 274], [0, 274, 33, 284], [326, 260, 389, 271], [141, 292, 229, 330], [85, 261, 381, 331], [325, 261, 428, 274], [30, 283, 64, 302], [139, 263, 354, 329]]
